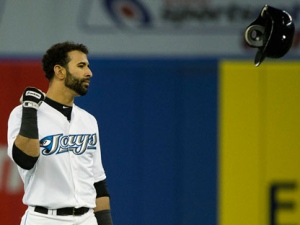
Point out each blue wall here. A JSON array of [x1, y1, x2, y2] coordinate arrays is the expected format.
[[76, 58, 218, 225]]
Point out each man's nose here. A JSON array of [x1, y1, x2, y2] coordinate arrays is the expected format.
[[86, 68, 92, 78]]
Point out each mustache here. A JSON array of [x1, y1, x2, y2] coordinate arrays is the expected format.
[[81, 78, 91, 83]]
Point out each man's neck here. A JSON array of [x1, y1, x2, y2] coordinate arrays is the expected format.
[[46, 85, 75, 106]]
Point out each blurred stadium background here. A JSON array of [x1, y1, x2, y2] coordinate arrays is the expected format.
[[0, 1, 299, 225]]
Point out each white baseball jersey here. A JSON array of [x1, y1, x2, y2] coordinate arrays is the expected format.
[[7, 101, 106, 209]]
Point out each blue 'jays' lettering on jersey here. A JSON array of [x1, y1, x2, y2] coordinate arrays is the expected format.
[[40, 133, 97, 155]]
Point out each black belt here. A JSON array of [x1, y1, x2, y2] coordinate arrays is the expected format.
[[34, 206, 89, 216]]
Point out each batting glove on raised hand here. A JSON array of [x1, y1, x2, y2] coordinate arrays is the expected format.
[[20, 87, 45, 110]]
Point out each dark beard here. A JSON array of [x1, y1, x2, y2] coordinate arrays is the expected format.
[[65, 70, 89, 96]]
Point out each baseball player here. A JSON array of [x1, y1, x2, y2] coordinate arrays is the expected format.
[[7, 42, 113, 225]]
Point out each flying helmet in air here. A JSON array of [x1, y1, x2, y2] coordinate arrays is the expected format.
[[244, 5, 295, 66]]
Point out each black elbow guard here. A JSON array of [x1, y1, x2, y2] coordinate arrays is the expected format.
[[12, 143, 39, 170], [94, 179, 110, 198]]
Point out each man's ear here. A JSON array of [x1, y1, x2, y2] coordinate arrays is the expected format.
[[53, 65, 65, 79]]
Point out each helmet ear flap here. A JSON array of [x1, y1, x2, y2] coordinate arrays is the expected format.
[[244, 5, 295, 66], [245, 25, 265, 48], [245, 23, 268, 66]]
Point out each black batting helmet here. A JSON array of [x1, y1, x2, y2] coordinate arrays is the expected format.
[[244, 5, 295, 66]]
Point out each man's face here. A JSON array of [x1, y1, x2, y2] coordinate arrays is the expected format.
[[64, 50, 92, 96]]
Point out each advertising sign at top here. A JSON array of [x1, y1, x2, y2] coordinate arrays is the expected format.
[[0, 0, 298, 56], [80, 0, 299, 33]]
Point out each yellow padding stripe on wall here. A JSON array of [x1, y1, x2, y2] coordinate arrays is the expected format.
[[219, 60, 300, 225]]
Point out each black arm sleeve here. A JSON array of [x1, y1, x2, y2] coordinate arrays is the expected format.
[[94, 179, 110, 198], [12, 143, 39, 170], [95, 210, 113, 225]]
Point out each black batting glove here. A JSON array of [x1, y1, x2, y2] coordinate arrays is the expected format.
[[20, 87, 45, 110]]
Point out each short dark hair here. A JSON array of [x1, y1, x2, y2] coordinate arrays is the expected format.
[[42, 41, 89, 80]]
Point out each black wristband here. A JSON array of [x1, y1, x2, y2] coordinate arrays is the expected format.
[[95, 210, 113, 225], [19, 107, 39, 139]]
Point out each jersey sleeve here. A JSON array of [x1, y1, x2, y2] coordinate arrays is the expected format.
[[7, 105, 22, 160], [93, 119, 107, 183]]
